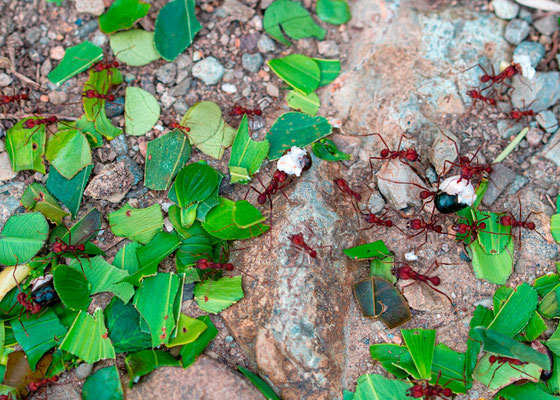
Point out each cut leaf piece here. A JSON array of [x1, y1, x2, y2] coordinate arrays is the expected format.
[[175, 162, 219, 208], [313, 58, 342, 86], [228, 115, 269, 184], [343, 240, 390, 260], [60, 309, 115, 363], [180, 101, 237, 159], [20, 183, 69, 225], [473, 352, 541, 391], [167, 314, 207, 347], [109, 203, 163, 244], [194, 276, 244, 313], [0, 212, 48, 266], [82, 365, 124, 400], [110, 29, 160, 67], [498, 382, 559, 400], [112, 241, 142, 275], [201, 198, 269, 240], [268, 55, 321, 95], [76, 111, 106, 149], [487, 282, 538, 338], [104, 297, 152, 353], [467, 238, 513, 285], [238, 366, 281, 400], [125, 87, 160, 136], [98, 0, 150, 34], [69, 256, 135, 303], [153, 0, 201, 61], [266, 112, 332, 160], [5, 118, 46, 173], [95, 107, 123, 140], [431, 344, 467, 394], [125, 349, 180, 387], [46, 164, 93, 218], [354, 374, 412, 400], [145, 129, 191, 190], [402, 329, 436, 380], [133, 273, 181, 346], [312, 138, 352, 162], [53, 264, 92, 310], [45, 128, 92, 179], [286, 90, 320, 116], [263, 0, 326, 46], [179, 315, 217, 367], [233, 200, 267, 228], [48, 41, 103, 86], [316, 0, 351, 25], [10, 308, 67, 371]]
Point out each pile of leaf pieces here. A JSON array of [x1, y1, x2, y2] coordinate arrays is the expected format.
[[345, 274, 560, 399], [0, 0, 356, 398]]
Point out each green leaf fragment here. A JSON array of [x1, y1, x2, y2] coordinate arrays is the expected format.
[[286, 90, 320, 116], [145, 130, 191, 190], [228, 115, 269, 183], [0, 212, 48, 266], [104, 297, 152, 353], [125, 87, 160, 136], [268, 54, 321, 95], [110, 29, 160, 67], [53, 264, 92, 310], [5, 118, 46, 173], [312, 138, 352, 161], [401, 329, 436, 380], [313, 58, 341, 86], [316, 0, 351, 25], [46, 163, 92, 218], [109, 203, 163, 244], [175, 162, 219, 208], [82, 365, 124, 400], [179, 315, 217, 367], [343, 240, 390, 260], [194, 276, 244, 313], [487, 282, 538, 338], [154, 0, 202, 61], [263, 0, 326, 46], [99, 0, 150, 34], [238, 366, 281, 400], [353, 374, 412, 400], [467, 239, 513, 285], [48, 41, 103, 86], [202, 197, 269, 240], [20, 183, 69, 224], [167, 314, 207, 347], [125, 349, 181, 387], [45, 128, 92, 179], [266, 111, 332, 160]]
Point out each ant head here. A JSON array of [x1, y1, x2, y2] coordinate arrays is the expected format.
[[511, 111, 521, 119], [333, 178, 344, 187], [290, 233, 304, 246], [85, 89, 96, 97], [484, 165, 492, 173], [76, 244, 85, 252], [396, 265, 413, 279], [527, 221, 535, 230], [112, 61, 119, 67], [273, 170, 287, 183], [52, 241, 64, 253], [466, 89, 475, 97], [429, 276, 441, 286], [406, 384, 424, 398], [223, 263, 234, 271], [385, 220, 393, 227], [47, 116, 57, 123], [107, 94, 115, 102], [309, 249, 317, 258], [380, 148, 390, 157], [21, 93, 29, 100], [489, 98, 496, 105], [23, 119, 36, 129], [443, 388, 452, 397], [255, 109, 262, 116], [196, 258, 210, 269], [489, 355, 498, 363], [480, 75, 490, 83], [95, 63, 104, 72], [257, 193, 267, 205], [433, 225, 443, 233], [419, 190, 431, 200], [170, 122, 179, 129], [410, 219, 423, 230], [478, 222, 486, 229]]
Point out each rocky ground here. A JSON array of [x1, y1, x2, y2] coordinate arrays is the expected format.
[[0, 0, 559, 399]]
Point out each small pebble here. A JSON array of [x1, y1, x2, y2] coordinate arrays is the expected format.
[[317, 40, 340, 57], [513, 41, 545, 67], [192, 56, 225, 85], [74, 363, 94, 379], [76, 20, 99, 38], [124, 73, 136, 83], [504, 19, 530, 45], [266, 83, 279, 97], [225, 336, 234, 343], [110, 134, 129, 156], [241, 53, 264, 73], [537, 111, 558, 133], [170, 78, 191, 97], [222, 83, 237, 94], [173, 99, 189, 115], [192, 50, 203, 62], [50, 46, 65, 60], [47, 91, 67, 105], [75, 0, 105, 15], [497, 120, 522, 138], [492, 0, 519, 20], [526, 127, 543, 147], [155, 63, 177, 85], [105, 97, 125, 118], [0, 73, 13, 87], [91, 31, 107, 47], [257, 34, 276, 53], [533, 15, 559, 36]]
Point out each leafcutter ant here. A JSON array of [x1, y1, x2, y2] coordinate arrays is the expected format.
[[497, 197, 551, 245], [392, 260, 454, 306], [363, 133, 419, 171]]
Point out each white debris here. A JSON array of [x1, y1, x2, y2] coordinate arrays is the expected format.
[[439, 175, 477, 206], [512, 54, 535, 80], [277, 146, 308, 176], [31, 274, 53, 291], [404, 251, 418, 261]]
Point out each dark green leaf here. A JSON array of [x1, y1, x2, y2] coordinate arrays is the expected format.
[[263, 0, 326, 46], [465, 305, 494, 386], [48, 41, 103, 86], [153, 0, 201, 61], [534, 275, 560, 297], [82, 365, 124, 400], [369, 343, 411, 379], [76, 115, 104, 149], [343, 240, 390, 260], [540, 283, 560, 319], [487, 282, 538, 338], [175, 162, 219, 208], [46, 164, 93, 218], [104, 297, 152, 353], [45, 128, 92, 179], [112, 242, 142, 274], [431, 344, 467, 393], [498, 382, 559, 400], [266, 112, 332, 160], [201, 198, 269, 240], [53, 264, 92, 310], [145, 130, 191, 190], [99, 0, 150, 34], [313, 58, 341, 86]]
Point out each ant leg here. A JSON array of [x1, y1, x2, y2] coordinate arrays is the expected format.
[[424, 282, 454, 306], [278, 188, 296, 205], [315, 245, 339, 261]]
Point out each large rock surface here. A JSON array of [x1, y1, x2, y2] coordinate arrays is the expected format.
[[221, 1, 513, 399]]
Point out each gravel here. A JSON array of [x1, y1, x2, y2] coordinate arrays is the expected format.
[[504, 19, 530, 45], [192, 56, 225, 85], [491, 0, 519, 19], [155, 63, 177, 85], [241, 53, 264, 73], [533, 15, 559, 36]]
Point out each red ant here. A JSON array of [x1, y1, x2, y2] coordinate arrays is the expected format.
[[406, 371, 454, 399], [364, 133, 419, 171], [392, 261, 454, 305], [229, 98, 269, 120], [1, 92, 30, 105], [27, 375, 59, 394], [247, 170, 293, 216], [194, 258, 260, 282], [467, 62, 522, 89], [498, 197, 550, 245], [508, 106, 535, 125], [465, 88, 497, 109], [92, 60, 120, 73], [286, 228, 337, 284], [83, 89, 116, 102], [485, 355, 531, 386], [333, 178, 362, 203], [169, 121, 192, 134], [407, 216, 448, 249], [451, 214, 504, 246], [360, 209, 405, 234]]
